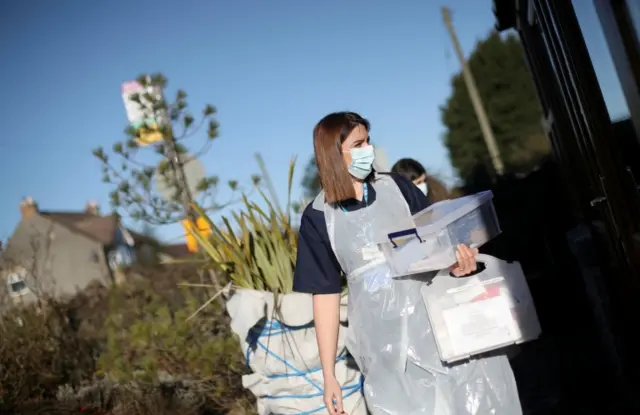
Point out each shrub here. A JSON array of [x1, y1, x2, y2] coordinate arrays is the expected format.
[[0, 296, 100, 412], [97, 265, 254, 414], [188, 158, 299, 294], [0, 264, 255, 414]]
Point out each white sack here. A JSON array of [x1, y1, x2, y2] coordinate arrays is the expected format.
[[226, 289, 366, 415]]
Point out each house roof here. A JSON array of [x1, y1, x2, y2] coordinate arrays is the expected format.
[[40, 211, 119, 245], [39, 210, 191, 257]]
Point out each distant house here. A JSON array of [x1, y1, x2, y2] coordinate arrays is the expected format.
[[0, 197, 190, 305]]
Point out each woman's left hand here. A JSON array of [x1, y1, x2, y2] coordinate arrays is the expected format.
[[450, 244, 479, 277]]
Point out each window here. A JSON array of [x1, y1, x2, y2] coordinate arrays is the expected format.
[[574, 1, 630, 120], [627, 0, 640, 41], [6, 273, 29, 296]]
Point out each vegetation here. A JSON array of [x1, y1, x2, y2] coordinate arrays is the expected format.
[[0, 265, 254, 415], [92, 73, 258, 225], [97, 265, 253, 412], [0, 156, 302, 410], [301, 157, 321, 201], [440, 32, 550, 185], [0, 297, 100, 413], [187, 158, 298, 293]]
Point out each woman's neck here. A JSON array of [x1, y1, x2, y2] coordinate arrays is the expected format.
[[353, 178, 365, 201]]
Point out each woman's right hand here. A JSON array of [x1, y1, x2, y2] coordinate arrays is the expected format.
[[450, 244, 479, 277], [324, 375, 346, 414]]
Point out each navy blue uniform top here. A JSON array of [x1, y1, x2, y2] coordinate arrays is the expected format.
[[293, 172, 430, 294]]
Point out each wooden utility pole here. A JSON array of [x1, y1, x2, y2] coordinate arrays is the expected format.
[[441, 7, 505, 176], [165, 132, 223, 296]]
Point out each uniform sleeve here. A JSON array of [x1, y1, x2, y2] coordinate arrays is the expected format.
[[387, 172, 430, 214], [292, 206, 343, 294]]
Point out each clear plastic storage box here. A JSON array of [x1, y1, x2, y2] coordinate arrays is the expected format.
[[377, 191, 501, 276], [421, 254, 542, 363]]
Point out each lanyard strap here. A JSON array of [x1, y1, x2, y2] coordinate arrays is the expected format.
[[339, 182, 369, 212]]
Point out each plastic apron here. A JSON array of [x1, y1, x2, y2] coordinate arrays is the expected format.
[[313, 174, 522, 415]]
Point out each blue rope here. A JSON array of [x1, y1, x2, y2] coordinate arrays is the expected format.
[[245, 320, 364, 415]]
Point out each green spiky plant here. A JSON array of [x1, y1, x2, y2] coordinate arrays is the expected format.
[[186, 157, 299, 294]]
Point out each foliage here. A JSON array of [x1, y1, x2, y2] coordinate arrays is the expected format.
[[440, 32, 550, 185], [0, 265, 255, 415], [97, 267, 253, 413], [188, 157, 298, 293], [15, 382, 224, 415], [92, 73, 260, 225], [0, 296, 102, 412], [301, 156, 321, 200]]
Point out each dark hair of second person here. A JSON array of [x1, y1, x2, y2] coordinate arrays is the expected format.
[[391, 158, 451, 203]]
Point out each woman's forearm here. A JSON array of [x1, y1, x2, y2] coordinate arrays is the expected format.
[[313, 293, 341, 378]]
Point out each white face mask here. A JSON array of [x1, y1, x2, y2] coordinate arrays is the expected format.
[[415, 182, 428, 196], [347, 145, 376, 180]]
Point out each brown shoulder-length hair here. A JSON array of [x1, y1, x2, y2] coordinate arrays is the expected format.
[[313, 111, 370, 203]]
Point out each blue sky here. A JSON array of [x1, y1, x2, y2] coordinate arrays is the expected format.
[[0, 0, 629, 243]]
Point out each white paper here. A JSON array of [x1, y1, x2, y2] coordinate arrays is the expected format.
[[446, 277, 505, 295], [441, 295, 516, 358], [445, 277, 487, 303]]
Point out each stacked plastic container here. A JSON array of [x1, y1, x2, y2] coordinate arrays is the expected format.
[[376, 191, 541, 362], [421, 254, 541, 363], [376, 190, 501, 275]]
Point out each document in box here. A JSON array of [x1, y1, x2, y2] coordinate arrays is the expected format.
[[441, 295, 517, 357], [446, 276, 487, 304]]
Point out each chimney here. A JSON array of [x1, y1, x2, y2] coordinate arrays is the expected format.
[[20, 196, 38, 219], [85, 200, 99, 216]]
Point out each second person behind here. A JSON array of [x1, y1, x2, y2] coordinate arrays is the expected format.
[[391, 157, 453, 203]]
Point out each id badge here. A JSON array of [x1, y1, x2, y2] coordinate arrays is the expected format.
[[362, 245, 384, 261]]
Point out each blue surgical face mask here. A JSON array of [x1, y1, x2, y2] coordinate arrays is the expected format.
[[348, 145, 376, 180]]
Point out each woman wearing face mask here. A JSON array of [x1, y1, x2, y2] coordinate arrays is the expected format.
[[391, 158, 452, 203], [293, 112, 521, 415]]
